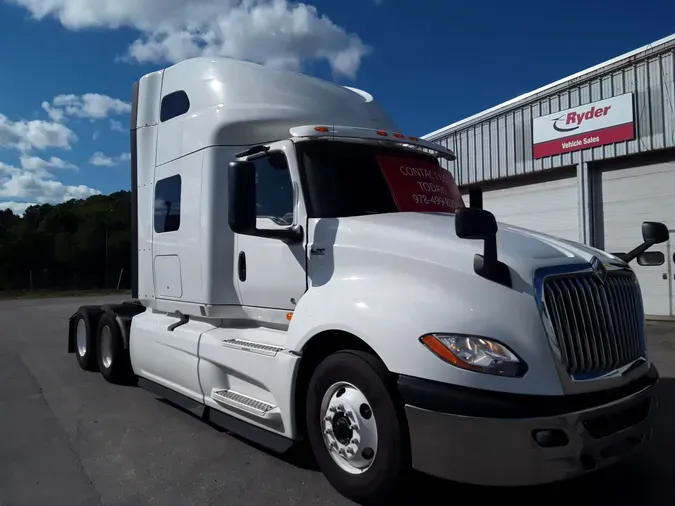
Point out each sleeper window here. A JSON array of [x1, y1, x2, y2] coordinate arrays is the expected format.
[[251, 153, 294, 225], [154, 175, 182, 233], [160, 90, 190, 122]]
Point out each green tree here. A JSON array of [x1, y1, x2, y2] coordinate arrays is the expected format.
[[0, 192, 132, 291]]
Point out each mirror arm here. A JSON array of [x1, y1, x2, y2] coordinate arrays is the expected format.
[[621, 241, 654, 264], [473, 236, 512, 288], [483, 235, 498, 266], [469, 187, 483, 209], [255, 224, 304, 244]]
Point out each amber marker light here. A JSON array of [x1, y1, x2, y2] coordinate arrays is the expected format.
[[420, 334, 482, 372], [419, 333, 526, 377]]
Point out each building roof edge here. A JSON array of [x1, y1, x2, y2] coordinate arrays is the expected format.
[[422, 33, 675, 141]]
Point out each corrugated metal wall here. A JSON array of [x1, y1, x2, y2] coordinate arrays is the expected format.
[[435, 47, 675, 186]]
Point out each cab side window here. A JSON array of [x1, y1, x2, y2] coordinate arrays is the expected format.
[[154, 174, 182, 233], [251, 153, 294, 225]]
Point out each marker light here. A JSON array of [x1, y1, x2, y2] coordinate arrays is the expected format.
[[314, 126, 330, 132], [420, 333, 526, 377], [393, 132, 405, 138], [409, 136, 419, 142], [376, 130, 388, 136]]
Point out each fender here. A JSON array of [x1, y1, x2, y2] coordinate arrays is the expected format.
[[287, 267, 565, 396]]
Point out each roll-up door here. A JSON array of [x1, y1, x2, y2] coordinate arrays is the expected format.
[[600, 158, 675, 317], [479, 173, 580, 241]]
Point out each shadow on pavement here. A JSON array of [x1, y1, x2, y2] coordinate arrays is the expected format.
[[154, 374, 675, 505]]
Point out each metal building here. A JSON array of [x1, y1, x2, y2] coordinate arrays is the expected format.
[[423, 33, 675, 318]]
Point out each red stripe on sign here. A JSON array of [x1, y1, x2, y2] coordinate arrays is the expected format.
[[533, 122, 635, 159]]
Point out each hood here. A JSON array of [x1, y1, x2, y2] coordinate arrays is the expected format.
[[330, 212, 627, 287]]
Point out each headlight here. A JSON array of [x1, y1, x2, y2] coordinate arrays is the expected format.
[[420, 333, 527, 377]]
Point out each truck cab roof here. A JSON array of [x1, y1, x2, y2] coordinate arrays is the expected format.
[[137, 56, 401, 161]]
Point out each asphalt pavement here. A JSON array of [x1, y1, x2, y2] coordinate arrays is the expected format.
[[0, 295, 674, 505]]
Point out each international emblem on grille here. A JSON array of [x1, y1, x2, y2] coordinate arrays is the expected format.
[[590, 256, 607, 284]]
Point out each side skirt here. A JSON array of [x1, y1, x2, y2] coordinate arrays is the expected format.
[[137, 377, 294, 454]]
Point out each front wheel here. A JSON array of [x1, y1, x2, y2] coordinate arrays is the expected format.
[[306, 351, 411, 505]]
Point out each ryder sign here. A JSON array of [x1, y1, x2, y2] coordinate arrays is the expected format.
[[532, 93, 635, 158]]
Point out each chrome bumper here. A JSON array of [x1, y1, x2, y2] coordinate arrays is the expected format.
[[399, 366, 658, 486]]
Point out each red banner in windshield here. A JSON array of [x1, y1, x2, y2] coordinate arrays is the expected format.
[[377, 155, 464, 213]]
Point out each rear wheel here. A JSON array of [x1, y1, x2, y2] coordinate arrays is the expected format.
[[96, 312, 134, 384], [306, 351, 411, 505], [73, 306, 102, 372]]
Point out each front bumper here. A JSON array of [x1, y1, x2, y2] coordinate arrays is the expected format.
[[399, 364, 659, 486]]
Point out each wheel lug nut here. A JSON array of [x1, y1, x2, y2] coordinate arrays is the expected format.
[[329, 406, 337, 413], [324, 428, 332, 435], [346, 411, 355, 419], [350, 438, 359, 445]]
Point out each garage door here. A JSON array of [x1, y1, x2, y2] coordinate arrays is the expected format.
[[600, 159, 675, 317], [480, 175, 580, 241]]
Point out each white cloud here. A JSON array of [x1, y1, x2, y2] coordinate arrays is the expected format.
[[8, 0, 369, 78], [110, 119, 125, 132], [0, 113, 77, 151], [20, 155, 78, 172], [42, 93, 131, 121], [0, 200, 37, 215], [89, 151, 129, 167], [40, 101, 64, 122], [0, 160, 99, 205]]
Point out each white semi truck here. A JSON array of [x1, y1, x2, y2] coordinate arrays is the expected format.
[[69, 56, 667, 504]]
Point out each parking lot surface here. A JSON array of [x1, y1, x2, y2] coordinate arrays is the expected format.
[[0, 296, 673, 505]]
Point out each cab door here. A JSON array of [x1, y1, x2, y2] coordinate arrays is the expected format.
[[235, 141, 308, 315]]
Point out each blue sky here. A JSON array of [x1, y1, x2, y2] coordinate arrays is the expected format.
[[0, 0, 673, 214]]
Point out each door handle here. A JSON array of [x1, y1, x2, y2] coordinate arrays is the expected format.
[[663, 273, 668, 280], [238, 251, 247, 282]]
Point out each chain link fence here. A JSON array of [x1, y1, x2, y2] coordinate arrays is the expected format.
[[0, 267, 132, 295]]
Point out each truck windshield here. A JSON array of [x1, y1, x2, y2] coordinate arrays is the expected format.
[[297, 140, 464, 219]]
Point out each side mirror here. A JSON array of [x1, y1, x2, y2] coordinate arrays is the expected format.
[[642, 221, 669, 245], [618, 221, 669, 264], [228, 161, 257, 235], [455, 207, 497, 240], [455, 208, 511, 288]]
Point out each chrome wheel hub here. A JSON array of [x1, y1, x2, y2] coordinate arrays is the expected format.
[[76, 319, 87, 357], [320, 381, 378, 474], [100, 326, 113, 369]]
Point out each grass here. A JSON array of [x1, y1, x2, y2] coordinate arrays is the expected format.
[[0, 289, 132, 300]]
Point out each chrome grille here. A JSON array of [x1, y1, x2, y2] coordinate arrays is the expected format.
[[542, 270, 645, 377]]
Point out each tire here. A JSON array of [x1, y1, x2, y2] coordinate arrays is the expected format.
[[73, 306, 102, 372], [96, 312, 134, 384], [306, 350, 411, 505]]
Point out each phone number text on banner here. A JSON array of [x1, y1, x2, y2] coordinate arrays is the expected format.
[[377, 155, 464, 213]]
